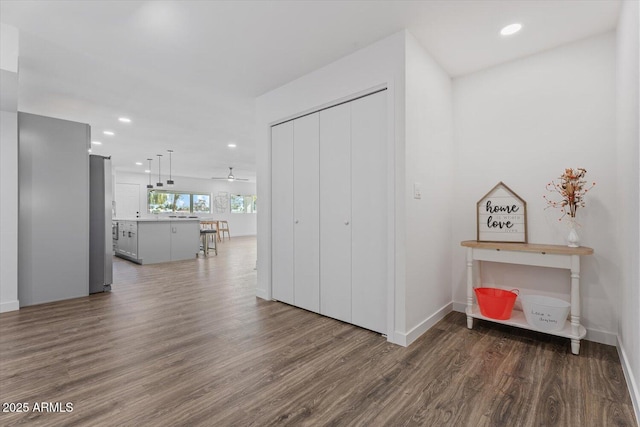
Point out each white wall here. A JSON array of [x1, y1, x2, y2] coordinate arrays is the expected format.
[[256, 30, 455, 345], [0, 24, 19, 313], [114, 171, 257, 237], [452, 33, 617, 343], [402, 33, 454, 341], [0, 23, 18, 73], [256, 31, 405, 341], [616, 0, 640, 418]]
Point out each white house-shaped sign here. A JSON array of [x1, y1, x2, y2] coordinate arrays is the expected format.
[[477, 182, 527, 243]]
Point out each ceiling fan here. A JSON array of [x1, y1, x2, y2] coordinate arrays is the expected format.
[[212, 167, 249, 182]]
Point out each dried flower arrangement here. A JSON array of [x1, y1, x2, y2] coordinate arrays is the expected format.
[[544, 168, 595, 220]]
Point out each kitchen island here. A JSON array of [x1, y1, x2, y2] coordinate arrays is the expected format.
[[113, 218, 200, 264]]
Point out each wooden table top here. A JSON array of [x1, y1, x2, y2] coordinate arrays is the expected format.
[[460, 240, 594, 255]]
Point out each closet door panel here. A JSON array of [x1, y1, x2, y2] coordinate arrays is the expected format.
[[319, 103, 351, 322], [271, 122, 295, 304], [293, 113, 320, 313], [351, 91, 387, 334]]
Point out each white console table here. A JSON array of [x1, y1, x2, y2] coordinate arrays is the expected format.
[[461, 240, 594, 355]]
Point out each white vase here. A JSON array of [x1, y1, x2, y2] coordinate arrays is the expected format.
[[566, 218, 580, 247]]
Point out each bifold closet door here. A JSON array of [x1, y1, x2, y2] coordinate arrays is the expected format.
[[293, 113, 320, 313], [271, 121, 294, 304], [351, 90, 387, 334], [319, 102, 351, 323]]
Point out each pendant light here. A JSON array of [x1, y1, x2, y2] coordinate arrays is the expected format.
[[166, 149, 174, 186], [156, 154, 163, 187], [146, 158, 153, 189]]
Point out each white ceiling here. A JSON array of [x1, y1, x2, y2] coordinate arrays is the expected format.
[[0, 0, 621, 181]]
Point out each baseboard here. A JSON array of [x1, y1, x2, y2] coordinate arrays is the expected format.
[[585, 327, 618, 346], [617, 338, 640, 423], [0, 300, 19, 313], [452, 301, 466, 313], [394, 302, 453, 347], [452, 300, 617, 346], [255, 288, 269, 301]]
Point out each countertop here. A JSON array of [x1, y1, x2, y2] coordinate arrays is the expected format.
[[113, 217, 202, 222]]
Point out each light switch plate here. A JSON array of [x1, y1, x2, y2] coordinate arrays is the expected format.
[[414, 182, 422, 199]]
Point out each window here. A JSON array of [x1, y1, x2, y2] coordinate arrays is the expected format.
[[230, 194, 244, 213], [230, 195, 257, 213], [174, 193, 191, 213], [147, 190, 211, 214], [245, 195, 257, 213], [193, 194, 210, 213], [148, 191, 174, 213]]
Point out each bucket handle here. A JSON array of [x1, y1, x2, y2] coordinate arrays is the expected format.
[[510, 289, 520, 296]]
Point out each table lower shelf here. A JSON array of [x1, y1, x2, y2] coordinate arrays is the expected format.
[[466, 305, 586, 340]]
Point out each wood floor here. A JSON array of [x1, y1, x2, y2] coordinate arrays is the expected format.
[[0, 236, 636, 426]]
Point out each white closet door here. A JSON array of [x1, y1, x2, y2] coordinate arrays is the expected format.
[[319, 103, 351, 322], [271, 122, 294, 304], [351, 91, 387, 334], [293, 113, 320, 313]]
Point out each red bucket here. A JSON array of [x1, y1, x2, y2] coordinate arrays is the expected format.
[[475, 288, 519, 320]]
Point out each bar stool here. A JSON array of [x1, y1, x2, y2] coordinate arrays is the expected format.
[[199, 229, 217, 256], [218, 220, 230, 241], [200, 220, 221, 242]]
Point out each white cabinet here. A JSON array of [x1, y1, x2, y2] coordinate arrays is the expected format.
[[271, 90, 387, 334], [115, 220, 199, 264], [170, 221, 200, 262], [128, 222, 138, 259], [115, 221, 138, 260], [137, 222, 171, 264]]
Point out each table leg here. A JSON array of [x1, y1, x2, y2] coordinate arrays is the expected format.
[[570, 255, 581, 355], [466, 247, 474, 329], [571, 339, 580, 355]]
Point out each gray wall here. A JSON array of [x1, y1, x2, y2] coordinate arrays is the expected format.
[[0, 24, 20, 312], [18, 112, 90, 306]]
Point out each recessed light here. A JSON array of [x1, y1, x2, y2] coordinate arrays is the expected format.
[[228, 143, 237, 148], [103, 130, 115, 136], [135, 162, 143, 166], [88, 148, 92, 153], [500, 23, 522, 36], [144, 169, 151, 173], [91, 141, 102, 145], [118, 117, 131, 123]]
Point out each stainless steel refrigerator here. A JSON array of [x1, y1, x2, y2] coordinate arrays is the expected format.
[[89, 155, 113, 293]]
